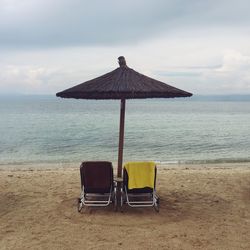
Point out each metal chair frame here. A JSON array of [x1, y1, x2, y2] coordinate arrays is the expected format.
[[120, 165, 160, 212], [78, 184, 117, 212], [122, 187, 159, 208], [78, 162, 117, 212]]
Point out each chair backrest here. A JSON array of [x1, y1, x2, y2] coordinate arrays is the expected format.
[[123, 162, 157, 193], [80, 161, 113, 193]]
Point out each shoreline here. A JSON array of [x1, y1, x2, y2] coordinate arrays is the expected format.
[[1, 161, 250, 171]]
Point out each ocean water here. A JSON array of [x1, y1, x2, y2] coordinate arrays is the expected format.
[[0, 95, 250, 165]]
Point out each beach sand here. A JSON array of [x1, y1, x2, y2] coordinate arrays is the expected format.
[[1, 163, 250, 250]]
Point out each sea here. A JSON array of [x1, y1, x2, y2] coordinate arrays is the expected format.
[[1, 95, 250, 166]]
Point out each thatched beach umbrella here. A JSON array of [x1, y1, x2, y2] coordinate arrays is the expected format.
[[56, 56, 192, 177]]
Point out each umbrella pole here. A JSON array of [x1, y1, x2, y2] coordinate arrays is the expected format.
[[117, 98, 126, 177]]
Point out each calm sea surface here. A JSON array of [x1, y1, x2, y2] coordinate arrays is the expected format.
[[1, 95, 250, 165]]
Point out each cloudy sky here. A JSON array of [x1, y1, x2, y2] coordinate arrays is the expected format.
[[0, 0, 250, 95]]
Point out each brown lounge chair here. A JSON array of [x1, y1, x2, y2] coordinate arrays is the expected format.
[[121, 162, 159, 212], [78, 161, 117, 212]]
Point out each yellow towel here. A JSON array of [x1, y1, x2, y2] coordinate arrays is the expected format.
[[124, 161, 155, 189]]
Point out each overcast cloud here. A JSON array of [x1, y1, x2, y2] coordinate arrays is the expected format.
[[0, 0, 250, 95]]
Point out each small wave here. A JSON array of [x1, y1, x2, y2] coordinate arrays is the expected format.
[[156, 160, 180, 164], [160, 158, 250, 165]]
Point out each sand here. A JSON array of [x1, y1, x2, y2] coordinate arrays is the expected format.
[[0, 163, 250, 250]]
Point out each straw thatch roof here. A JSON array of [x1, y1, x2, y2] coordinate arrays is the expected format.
[[56, 57, 192, 99]]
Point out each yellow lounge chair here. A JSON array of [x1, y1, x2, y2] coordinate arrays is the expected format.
[[121, 161, 159, 212]]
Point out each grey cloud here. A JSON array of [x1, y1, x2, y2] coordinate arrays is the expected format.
[[0, 0, 249, 48]]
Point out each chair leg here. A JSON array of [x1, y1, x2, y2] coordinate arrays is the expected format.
[[120, 187, 124, 212], [113, 187, 117, 211], [153, 194, 160, 212], [78, 198, 83, 212], [78, 189, 85, 212]]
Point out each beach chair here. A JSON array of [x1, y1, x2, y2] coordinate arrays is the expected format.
[[78, 161, 117, 212], [121, 161, 160, 212]]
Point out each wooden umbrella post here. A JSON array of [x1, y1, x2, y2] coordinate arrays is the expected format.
[[117, 98, 126, 177]]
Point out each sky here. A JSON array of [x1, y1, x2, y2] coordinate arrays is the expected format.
[[0, 0, 250, 95]]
